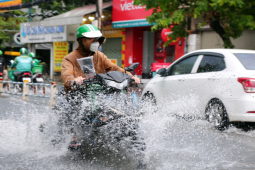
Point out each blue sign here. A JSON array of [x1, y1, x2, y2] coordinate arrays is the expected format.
[[21, 24, 65, 37], [112, 19, 152, 28], [21, 24, 26, 37]]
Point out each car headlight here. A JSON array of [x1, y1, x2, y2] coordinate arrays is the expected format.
[[104, 80, 128, 90]]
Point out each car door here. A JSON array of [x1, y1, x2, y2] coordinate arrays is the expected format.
[[156, 55, 200, 104], [182, 53, 227, 114]]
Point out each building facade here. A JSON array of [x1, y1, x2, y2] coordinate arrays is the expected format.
[[112, 0, 185, 77]]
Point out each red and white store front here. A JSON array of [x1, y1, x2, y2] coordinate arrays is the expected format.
[[112, 0, 185, 78]]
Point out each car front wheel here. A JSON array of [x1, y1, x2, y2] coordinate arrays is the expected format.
[[205, 99, 229, 130], [142, 92, 157, 113]]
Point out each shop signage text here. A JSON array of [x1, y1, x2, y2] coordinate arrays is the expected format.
[[161, 28, 180, 45], [54, 42, 68, 72], [20, 24, 67, 43], [112, 0, 153, 28], [120, 1, 146, 11], [25, 25, 64, 36]]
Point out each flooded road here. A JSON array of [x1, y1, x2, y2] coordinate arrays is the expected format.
[[1, 93, 255, 170]]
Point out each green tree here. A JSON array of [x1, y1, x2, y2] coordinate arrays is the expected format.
[[134, 0, 255, 48], [38, 0, 83, 19], [0, 10, 28, 49]]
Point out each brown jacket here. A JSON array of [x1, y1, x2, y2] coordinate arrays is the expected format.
[[61, 49, 131, 91]]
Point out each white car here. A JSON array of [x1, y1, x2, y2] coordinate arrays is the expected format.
[[142, 49, 255, 130]]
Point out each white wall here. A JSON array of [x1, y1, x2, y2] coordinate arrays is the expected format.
[[200, 30, 255, 50]]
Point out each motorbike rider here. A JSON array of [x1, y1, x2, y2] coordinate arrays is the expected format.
[[61, 24, 140, 149], [29, 52, 40, 66], [0, 50, 8, 81], [11, 48, 34, 81], [61, 24, 140, 93]]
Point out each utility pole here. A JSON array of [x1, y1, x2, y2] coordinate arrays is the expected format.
[[96, 0, 102, 31], [82, 0, 86, 6]]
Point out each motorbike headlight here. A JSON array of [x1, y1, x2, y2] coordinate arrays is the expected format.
[[104, 80, 128, 90]]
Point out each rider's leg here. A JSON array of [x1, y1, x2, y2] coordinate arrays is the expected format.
[[13, 72, 21, 81], [3, 70, 8, 81]]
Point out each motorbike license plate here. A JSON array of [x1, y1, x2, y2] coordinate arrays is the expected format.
[[23, 78, 31, 83], [36, 78, 43, 82]]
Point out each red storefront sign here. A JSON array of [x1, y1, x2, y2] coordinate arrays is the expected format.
[[161, 28, 180, 45], [112, 0, 153, 28], [154, 30, 185, 63]]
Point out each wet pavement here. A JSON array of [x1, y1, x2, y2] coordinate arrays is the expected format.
[[1, 91, 255, 170]]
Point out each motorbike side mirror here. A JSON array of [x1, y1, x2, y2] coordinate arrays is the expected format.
[[125, 62, 139, 72], [156, 68, 166, 76]]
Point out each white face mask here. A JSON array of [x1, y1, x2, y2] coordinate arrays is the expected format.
[[90, 42, 100, 52]]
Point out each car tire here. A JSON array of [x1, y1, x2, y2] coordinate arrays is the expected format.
[[205, 98, 229, 130], [142, 92, 156, 105], [142, 92, 157, 113]]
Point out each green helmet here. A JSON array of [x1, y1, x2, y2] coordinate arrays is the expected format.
[[29, 52, 36, 58], [76, 24, 102, 40], [33, 59, 40, 65], [0, 50, 2, 56], [20, 48, 27, 55]]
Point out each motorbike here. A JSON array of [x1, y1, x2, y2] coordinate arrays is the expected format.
[[0, 72, 3, 81], [14, 71, 32, 92], [32, 72, 44, 83], [54, 62, 145, 167], [32, 64, 44, 83]]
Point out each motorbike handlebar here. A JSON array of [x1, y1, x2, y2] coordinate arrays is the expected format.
[[128, 77, 135, 84], [82, 77, 98, 84]]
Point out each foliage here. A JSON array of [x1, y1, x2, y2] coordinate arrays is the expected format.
[[0, 10, 28, 49], [38, 0, 83, 19], [0, 0, 83, 49], [134, 0, 255, 48]]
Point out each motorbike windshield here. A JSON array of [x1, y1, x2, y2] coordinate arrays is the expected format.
[[77, 56, 96, 79]]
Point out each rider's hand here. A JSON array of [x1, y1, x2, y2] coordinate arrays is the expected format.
[[74, 76, 86, 85], [132, 76, 140, 84]]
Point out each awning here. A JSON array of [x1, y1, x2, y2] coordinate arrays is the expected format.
[[42, 1, 112, 26]]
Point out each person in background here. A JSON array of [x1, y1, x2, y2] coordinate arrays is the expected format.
[[29, 52, 40, 66], [0, 50, 8, 81], [11, 48, 34, 81]]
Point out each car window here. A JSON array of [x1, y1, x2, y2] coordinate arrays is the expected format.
[[197, 55, 226, 73], [168, 55, 199, 75], [233, 53, 255, 70]]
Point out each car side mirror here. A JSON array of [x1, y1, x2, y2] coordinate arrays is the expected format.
[[125, 62, 139, 72], [156, 68, 166, 76]]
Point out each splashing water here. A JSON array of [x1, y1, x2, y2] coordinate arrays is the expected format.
[[1, 89, 255, 169]]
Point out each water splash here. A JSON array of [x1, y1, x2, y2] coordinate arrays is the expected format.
[[1, 90, 255, 169]]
